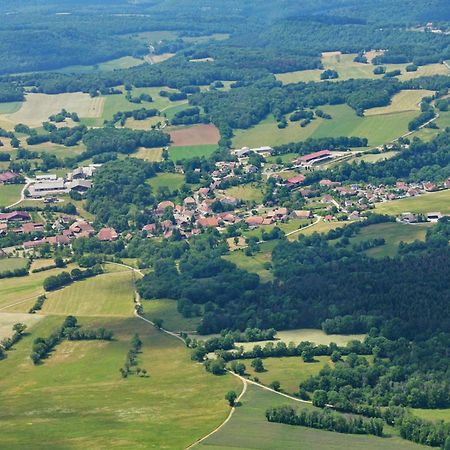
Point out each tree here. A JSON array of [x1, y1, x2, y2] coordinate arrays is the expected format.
[[251, 358, 265, 372], [12, 323, 27, 335], [269, 380, 281, 391], [153, 318, 163, 329], [330, 351, 342, 362], [230, 361, 246, 375], [312, 389, 328, 408], [302, 347, 315, 363], [225, 390, 237, 406], [54, 256, 65, 268]]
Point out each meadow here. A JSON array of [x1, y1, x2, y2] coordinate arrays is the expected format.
[[169, 144, 218, 161], [0, 183, 24, 207], [375, 190, 450, 215], [411, 408, 450, 423], [133, 146, 163, 161], [0, 257, 28, 272], [148, 172, 185, 191], [224, 183, 265, 203], [364, 90, 433, 116], [0, 311, 43, 339], [0, 315, 240, 450], [197, 384, 423, 450]]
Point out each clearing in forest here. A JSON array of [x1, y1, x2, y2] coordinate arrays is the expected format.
[[170, 124, 220, 146]]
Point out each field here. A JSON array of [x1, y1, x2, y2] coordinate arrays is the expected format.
[[224, 183, 265, 203], [412, 408, 450, 423], [365, 90, 433, 116], [53, 56, 144, 74], [42, 270, 136, 317], [0, 183, 24, 207], [347, 222, 431, 258], [0, 315, 240, 449], [375, 190, 450, 216], [0, 257, 28, 272], [1, 93, 104, 128], [169, 144, 218, 161], [287, 220, 351, 241], [233, 355, 330, 394], [232, 105, 417, 148], [133, 146, 163, 161], [0, 312, 43, 339], [148, 172, 185, 191], [142, 298, 202, 332], [197, 384, 423, 450], [169, 124, 220, 146], [275, 52, 449, 84], [0, 101, 23, 114]]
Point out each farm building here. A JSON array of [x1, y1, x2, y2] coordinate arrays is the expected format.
[[0, 211, 31, 222], [97, 227, 119, 241], [294, 150, 334, 167], [0, 171, 21, 184]]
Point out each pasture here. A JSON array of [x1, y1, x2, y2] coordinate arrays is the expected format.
[[2, 93, 104, 128], [0, 257, 28, 272], [287, 220, 352, 241], [365, 90, 433, 116], [0, 101, 23, 114], [42, 270, 135, 317], [169, 144, 218, 161], [0, 315, 240, 449], [134, 146, 163, 161], [375, 190, 450, 216], [0, 183, 24, 207], [347, 222, 431, 258], [223, 183, 265, 203], [148, 172, 185, 191], [169, 124, 220, 146], [197, 384, 422, 450], [54, 56, 144, 74], [412, 408, 450, 423], [0, 312, 43, 339]]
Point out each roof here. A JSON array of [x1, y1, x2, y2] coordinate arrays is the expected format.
[[157, 201, 175, 210], [0, 211, 31, 221], [300, 150, 333, 162], [197, 216, 219, 228], [97, 227, 118, 241], [0, 171, 19, 182], [287, 175, 306, 185], [245, 216, 264, 226]]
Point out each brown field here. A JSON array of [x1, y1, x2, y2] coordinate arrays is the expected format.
[[0, 312, 43, 339], [169, 124, 220, 146], [144, 53, 176, 64], [364, 49, 385, 63], [1, 93, 104, 128]]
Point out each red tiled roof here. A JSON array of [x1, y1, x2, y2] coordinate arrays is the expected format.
[[300, 150, 332, 162]]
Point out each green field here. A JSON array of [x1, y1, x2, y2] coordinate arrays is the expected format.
[[224, 183, 265, 203], [197, 384, 424, 450], [0, 183, 24, 207], [233, 105, 417, 148], [169, 144, 218, 161], [0, 101, 23, 114], [375, 190, 450, 216], [232, 355, 330, 394], [148, 172, 185, 191], [0, 257, 28, 272], [0, 315, 240, 449], [133, 146, 163, 161], [142, 298, 202, 332], [365, 90, 433, 116], [348, 222, 431, 258], [42, 270, 136, 317], [411, 408, 450, 423]]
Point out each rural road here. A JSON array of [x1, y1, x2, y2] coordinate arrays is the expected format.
[[5, 178, 32, 209]]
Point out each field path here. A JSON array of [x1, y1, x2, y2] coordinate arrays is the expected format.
[[5, 178, 32, 209]]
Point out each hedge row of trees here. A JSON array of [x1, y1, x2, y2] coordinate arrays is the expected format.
[[43, 265, 103, 291], [119, 334, 148, 378]]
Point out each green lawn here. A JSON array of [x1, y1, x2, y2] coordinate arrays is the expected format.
[[0, 257, 28, 272], [224, 183, 265, 203], [169, 144, 217, 161], [197, 384, 424, 450], [148, 172, 185, 191], [42, 270, 136, 317], [348, 222, 431, 258], [375, 190, 450, 216], [0, 315, 241, 449], [142, 298, 202, 332], [232, 106, 417, 148], [0, 184, 24, 207]]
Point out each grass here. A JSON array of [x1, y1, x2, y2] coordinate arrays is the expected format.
[[0, 312, 43, 339], [134, 146, 163, 161], [411, 408, 450, 423], [288, 220, 351, 241], [169, 144, 218, 161], [0, 315, 241, 449], [0, 257, 28, 272], [375, 190, 450, 216], [197, 384, 422, 450], [347, 222, 431, 258], [142, 298, 202, 332], [148, 172, 185, 191], [54, 56, 144, 74], [42, 270, 136, 317], [231, 356, 330, 394], [0, 101, 23, 114], [233, 106, 417, 148], [365, 90, 433, 116], [0, 183, 24, 207], [224, 183, 265, 203]]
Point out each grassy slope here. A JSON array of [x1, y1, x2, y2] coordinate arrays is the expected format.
[[365, 90, 433, 116], [197, 384, 424, 450], [375, 190, 450, 215], [169, 144, 217, 161], [411, 408, 450, 423], [224, 183, 265, 203], [0, 184, 24, 207], [0, 312, 43, 339], [148, 172, 185, 191], [0, 315, 240, 450], [0, 257, 28, 272]]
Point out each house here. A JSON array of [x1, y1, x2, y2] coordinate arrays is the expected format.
[[399, 212, 418, 224], [427, 212, 442, 222], [319, 179, 338, 187], [324, 215, 334, 222], [156, 200, 175, 214], [142, 223, 157, 235], [0, 171, 20, 184], [245, 216, 264, 227], [183, 197, 196, 210], [20, 222, 44, 233], [97, 227, 118, 242], [286, 174, 306, 187], [161, 220, 174, 231], [0, 223, 7, 235], [69, 220, 95, 236], [221, 196, 238, 207], [69, 179, 92, 193], [36, 174, 57, 181], [197, 216, 219, 228], [290, 210, 312, 219], [0, 211, 31, 222]]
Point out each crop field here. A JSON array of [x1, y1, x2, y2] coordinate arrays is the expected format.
[[224, 183, 265, 203], [1, 93, 104, 128], [233, 105, 417, 148], [148, 172, 185, 191], [142, 298, 202, 332], [123, 116, 162, 130], [28, 142, 86, 158], [375, 190, 450, 216], [286, 220, 352, 241], [347, 222, 431, 258], [134, 146, 163, 161], [275, 52, 449, 84], [0, 315, 240, 450], [42, 270, 136, 317], [169, 124, 220, 146], [197, 384, 422, 450], [0, 312, 43, 339], [231, 355, 330, 394], [365, 90, 433, 116], [169, 144, 218, 161], [347, 150, 399, 164], [0, 257, 28, 272], [0, 184, 24, 207]]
